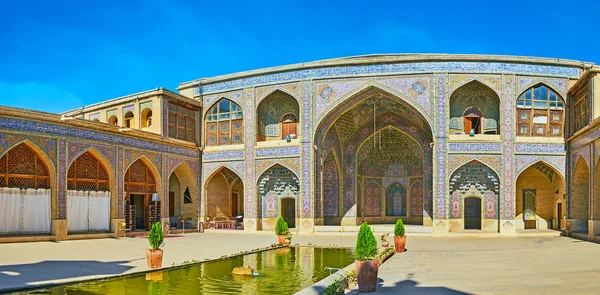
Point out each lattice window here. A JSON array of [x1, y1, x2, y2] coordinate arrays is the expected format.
[[67, 151, 110, 191], [0, 143, 50, 189], [124, 160, 156, 194], [205, 99, 243, 146], [516, 85, 564, 137], [168, 103, 197, 143]]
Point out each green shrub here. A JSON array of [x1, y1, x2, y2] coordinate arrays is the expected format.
[[394, 219, 405, 236], [355, 222, 377, 260], [148, 222, 164, 250], [275, 216, 289, 235]]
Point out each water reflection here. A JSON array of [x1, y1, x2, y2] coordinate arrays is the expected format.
[[17, 247, 354, 295]]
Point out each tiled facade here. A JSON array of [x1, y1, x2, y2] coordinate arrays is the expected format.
[[3, 54, 600, 241]]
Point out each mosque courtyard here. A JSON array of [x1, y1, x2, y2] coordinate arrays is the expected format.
[[0, 232, 599, 294]]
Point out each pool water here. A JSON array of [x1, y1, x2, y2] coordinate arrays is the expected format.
[[18, 247, 354, 295]]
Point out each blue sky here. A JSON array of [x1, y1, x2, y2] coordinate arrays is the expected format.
[[1, 0, 598, 113]]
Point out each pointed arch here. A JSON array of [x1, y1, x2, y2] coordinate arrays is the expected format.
[[256, 87, 300, 105], [204, 98, 244, 146], [449, 77, 502, 98], [386, 182, 407, 216], [516, 83, 565, 137], [315, 84, 433, 143], [257, 89, 300, 141], [516, 160, 567, 230], [516, 159, 565, 185], [571, 155, 590, 222], [323, 149, 341, 218], [256, 161, 300, 181], [67, 150, 112, 191], [0, 141, 54, 189], [410, 179, 424, 216], [257, 164, 300, 221], [449, 157, 501, 178], [124, 156, 160, 194], [449, 80, 500, 135], [517, 80, 567, 99], [168, 161, 201, 220]]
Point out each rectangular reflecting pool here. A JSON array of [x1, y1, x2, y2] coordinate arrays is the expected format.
[[14, 247, 354, 295]]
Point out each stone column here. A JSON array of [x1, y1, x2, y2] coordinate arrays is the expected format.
[[244, 87, 259, 231], [299, 80, 315, 233], [500, 75, 517, 236], [432, 74, 449, 235]]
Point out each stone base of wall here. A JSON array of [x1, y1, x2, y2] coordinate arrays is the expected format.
[[52, 219, 68, 241], [500, 220, 516, 236], [243, 218, 258, 231], [432, 219, 449, 235], [299, 218, 314, 233], [569, 219, 588, 233]]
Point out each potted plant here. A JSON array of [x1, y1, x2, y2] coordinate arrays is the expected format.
[[146, 222, 164, 269], [275, 216, 289, 244], [393, 219, 406, 253], [355, 222, 379, 292], [380, 233, 389, 248], [284, 232, 292, 245]]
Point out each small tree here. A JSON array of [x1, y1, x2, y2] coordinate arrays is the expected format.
[[355, 222, 377, 260], [148, 222, 164, 250], [394, 219, 405, 237], [275, 216, 289, 235]]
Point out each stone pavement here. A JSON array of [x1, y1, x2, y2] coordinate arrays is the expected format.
[[349, 236, 600, 295], [2, 232, 600, 294]]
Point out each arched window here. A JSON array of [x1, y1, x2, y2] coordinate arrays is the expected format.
[[67, 151, 109, 191], [124, 111, 134, 128], [205, 99, 243, 146], [141, 108, 153, 128], [449, 81, 499, 135], [92, 118, 100, 122], [517, 85, 564, 137], [0, 143, 50, 189], [108, 116, 118, 126]]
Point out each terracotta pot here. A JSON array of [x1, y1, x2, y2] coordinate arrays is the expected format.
[[277, 234, 287, 244], [394, 235, 406, 253], [382, 240, 389, 248], [146, 249, 163, 269], [355, 259, 379, 292], [284, 238, 291, 245]]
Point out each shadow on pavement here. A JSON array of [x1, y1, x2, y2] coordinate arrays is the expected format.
[[0, 260, 133, 292], [349, 279, 471, 294]]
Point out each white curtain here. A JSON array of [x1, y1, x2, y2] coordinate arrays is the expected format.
[[88, 191, 110, 231], [0, 187, 50, 234], [67, 190, 89, 232], [22, 188, 51, 233], [0, 187, 22, 233], [68, 190, 111, 232]]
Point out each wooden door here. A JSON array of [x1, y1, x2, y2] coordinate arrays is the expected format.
[[557, 204, 562, 230], [464, 197, 481, 230], [169, 192, 175, 217], [523, 190, 536, 229], [281, 122, 297, 139], [464, 117, 473, 134], [282, 198, 295, 228]]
